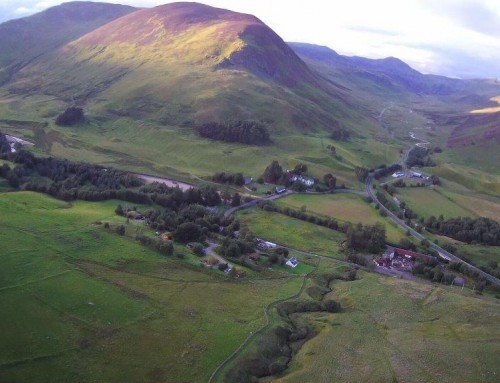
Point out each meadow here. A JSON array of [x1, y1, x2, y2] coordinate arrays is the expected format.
[[274, 193, 406, 243], [0, 191, 302, 383]]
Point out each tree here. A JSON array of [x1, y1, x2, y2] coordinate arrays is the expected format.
[[263, 160, 284, 183], [323, 173, 336, 189], [192, 243, 205, 256], [226, 242, 241, 258], [231, 193, 241, 207]]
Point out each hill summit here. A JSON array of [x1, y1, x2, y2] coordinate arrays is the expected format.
[[68, 2, 319, 87]]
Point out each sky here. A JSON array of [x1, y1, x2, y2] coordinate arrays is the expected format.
[[1, 0, 499, 79]]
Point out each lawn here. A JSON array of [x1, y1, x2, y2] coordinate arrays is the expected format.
[[236, 208, 345, 259], [275, 192, 406, 243], [0, 191, 301, 383]]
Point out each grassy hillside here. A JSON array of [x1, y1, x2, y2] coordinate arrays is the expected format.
[[268, 272, 500, 383]]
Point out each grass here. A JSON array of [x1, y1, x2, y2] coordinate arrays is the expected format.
[[272, 271, 500, 383], [275, 193, 406, 243], [438, 189, 500, 221], [0, 191, 302, 382], [236, 208, 345, 259], [395, 187, 475, 220]]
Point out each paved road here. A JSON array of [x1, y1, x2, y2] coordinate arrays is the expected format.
[[365, 160, 500, 286]]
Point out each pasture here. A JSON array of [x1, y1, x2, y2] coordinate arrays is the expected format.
[[236, 208, 345, 259], [0, 191, 301, 383], [395, 187, 475, 220], [271, 272, 500, 383], [274, 193, 406, 243]]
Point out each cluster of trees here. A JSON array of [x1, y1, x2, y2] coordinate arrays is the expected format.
[[218, 227, 256, 259], [117, 187, 252, 250], [406, 146, 435, 167], [346, 222, 386, 254], [212, 172, 246, 186], [425, 216, 500, 246], [196, 120, 270, 145], [55, 107, 84, 126]]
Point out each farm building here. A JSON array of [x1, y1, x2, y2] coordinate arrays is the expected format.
[[286, 257, 299, 268], [243, 176, 253, 185]]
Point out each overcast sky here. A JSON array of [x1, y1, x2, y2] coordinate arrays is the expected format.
[[1, 0, 499, 79]]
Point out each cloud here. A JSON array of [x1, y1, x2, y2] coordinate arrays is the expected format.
[[346, 26, 399, 37], [423, 0, 500, 36]]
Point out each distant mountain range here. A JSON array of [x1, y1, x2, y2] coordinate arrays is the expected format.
[[0, 1, 498, 142]]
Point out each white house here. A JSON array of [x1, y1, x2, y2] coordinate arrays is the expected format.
[[290, 175, 315, 186]]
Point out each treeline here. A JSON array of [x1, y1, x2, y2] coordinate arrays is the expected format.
[[425, 216, 500, 246], [259, 200, 346, 232], [196, 120, 270, 145], [406, 146, 435, 167], [0, 149, 144, 198]]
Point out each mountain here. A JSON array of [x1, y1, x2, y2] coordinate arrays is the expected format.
[[289, 42, 498, 100], [0, 1, 136, 85], [3, 2, 365, 133]]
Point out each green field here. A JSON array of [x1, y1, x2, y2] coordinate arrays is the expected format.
[[266, 271, 500, 383], [274, 193, 406, 243], [395, 187, 476, 220], [236, 208, 345, 259], [0, 191, 302, 383]]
